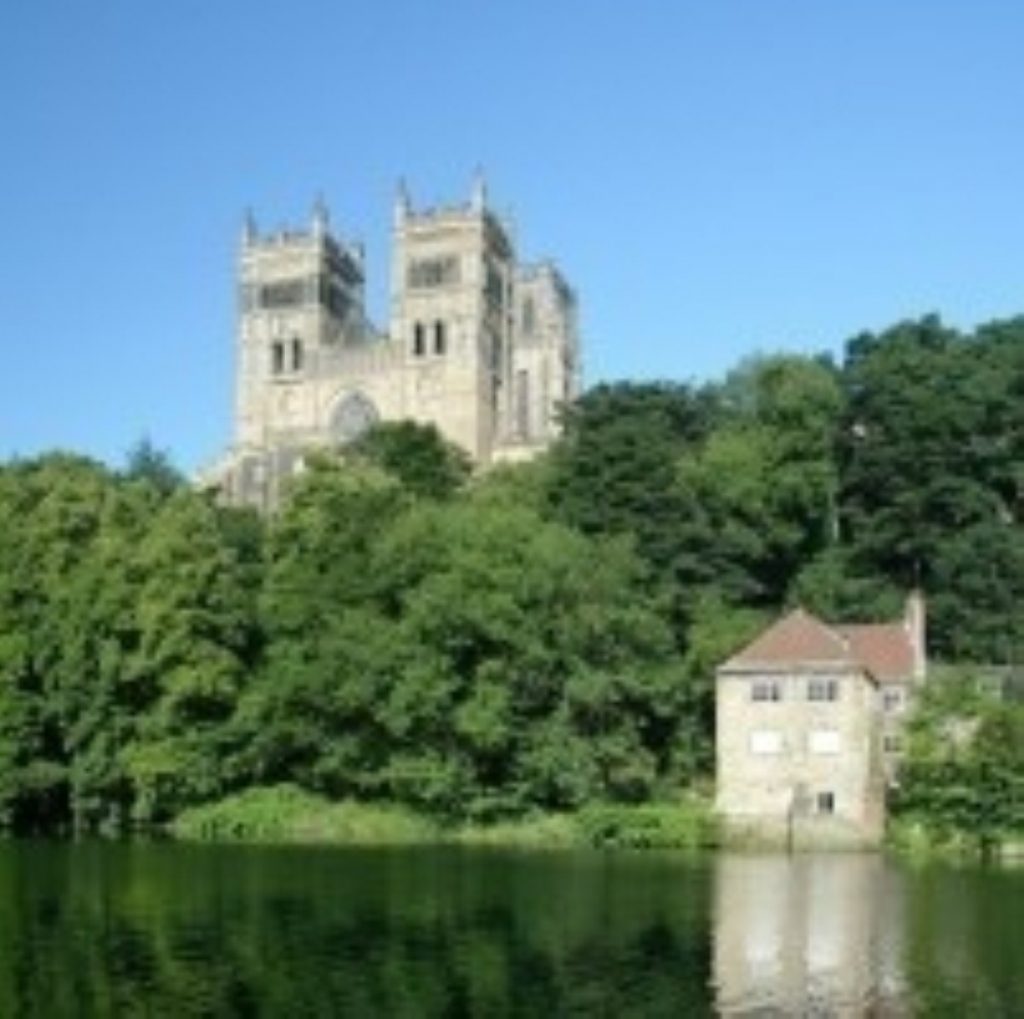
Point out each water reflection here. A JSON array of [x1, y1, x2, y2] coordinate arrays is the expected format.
[[0, 842, 714, 1017], [713, 854, 906, 1014], [0, 842, 1021, 1016]]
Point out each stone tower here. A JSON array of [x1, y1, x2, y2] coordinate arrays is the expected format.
[[390, 174, 515, 461], [510, 262, 581, 448], [235, 200, 368, 453]]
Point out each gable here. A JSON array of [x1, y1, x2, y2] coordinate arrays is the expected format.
[[720, 608, 854, 672]]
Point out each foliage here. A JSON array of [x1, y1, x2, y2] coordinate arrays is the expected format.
[[171, 784, 439, 843], [238, 457, 685, 821], [576, 799, 716, 850], [0, 453, 256, 833], [2, 309, 1024, 835], [123, 436, 184, 496], [348, 420, 471, 499], [546, 381, 712, 590], [839, 315, 1024, 656], [171, 788, 718, 851], [892, 671, 1024, 855]]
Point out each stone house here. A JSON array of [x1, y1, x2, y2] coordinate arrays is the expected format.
[[715, 595, 925, 847]]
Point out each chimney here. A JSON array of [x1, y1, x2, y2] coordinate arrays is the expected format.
[[905, 589, 926, 682]]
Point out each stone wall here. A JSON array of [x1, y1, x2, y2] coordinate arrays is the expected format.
[[716, 666, 885, 847]]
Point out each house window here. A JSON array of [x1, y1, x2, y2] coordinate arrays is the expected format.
[[413, 322, 426, 357], [291, 338, 303, 373], [271, 341, 285, 375], [883, 689, 903, 713], [434, 320, 446, 355], [809, 730, 841, 755], [751, 680, 782, 703], [816, 791, 835, 815], [883, 734, 903, 754], [750, 730, 783, 755], [808, 678, 839, 702]]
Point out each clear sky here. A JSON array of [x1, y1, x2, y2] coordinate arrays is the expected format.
[[2, 2, 1022, 471]]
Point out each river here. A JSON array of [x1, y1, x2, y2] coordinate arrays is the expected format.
[[0, 842, 1020, 1016]]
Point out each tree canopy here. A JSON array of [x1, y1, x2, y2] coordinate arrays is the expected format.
[[2, 316, 1023, 833]]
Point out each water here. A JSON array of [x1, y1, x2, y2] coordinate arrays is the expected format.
[[0, 842, 1021, 1017]]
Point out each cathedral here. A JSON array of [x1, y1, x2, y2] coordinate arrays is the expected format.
[[205, 176, 581, 508]]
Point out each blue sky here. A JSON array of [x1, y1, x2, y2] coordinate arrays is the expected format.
[[2, 2, 1022, 471]]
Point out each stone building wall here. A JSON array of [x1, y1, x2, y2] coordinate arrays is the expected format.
[[716, 665, 885, 846]]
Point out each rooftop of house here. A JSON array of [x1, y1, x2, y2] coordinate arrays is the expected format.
[[719, 604, 921, 684]]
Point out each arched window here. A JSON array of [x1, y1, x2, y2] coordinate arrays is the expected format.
[[330, 392, 380, 444], [413, 322, 426, 357], [434, 320, 446, 355]]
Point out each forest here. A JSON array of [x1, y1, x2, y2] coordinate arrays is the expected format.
[[1, 313, 1022, 838]]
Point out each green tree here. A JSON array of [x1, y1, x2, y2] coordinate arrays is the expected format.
[[674, 355, 843, 609], [0, 455, 114, 830], [371, 500, 682, 816], [349, 420, 471, 500], [123, 436, 184, 497], [235, 457, 410, 796], [547, 382, 714, 569], [895, 671, 1024, 854]]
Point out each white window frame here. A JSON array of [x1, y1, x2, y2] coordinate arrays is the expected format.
[[749, 730, 783, 755], [809, 730, 841, 755]]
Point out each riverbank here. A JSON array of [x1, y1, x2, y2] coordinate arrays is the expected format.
[[886, 816, 1024, 863], [169, 785, 718, 851]]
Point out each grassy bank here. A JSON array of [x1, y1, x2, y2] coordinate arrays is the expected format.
[[169, 785, 717, 850], [887, 815, 1024, 862]]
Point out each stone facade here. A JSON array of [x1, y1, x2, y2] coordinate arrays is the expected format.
[[715, 599, 926, 848], [203, 177, 580, 508]]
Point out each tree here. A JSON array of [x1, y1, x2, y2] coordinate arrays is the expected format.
[[547, 382, 714, 568], [895, 671, 1024, 855], [673, 355, 843, 610], [234, 457, 410, 796], [123, 436, 184, 497], [0, 454, 114, 831], [348, 420, 471, 500], [370, 500, 682, 816], [838, 315, 1024, 656]]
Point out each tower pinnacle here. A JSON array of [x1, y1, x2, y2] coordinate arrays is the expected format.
[[394, 178, 411, 226], [311, 195, 329, 237], [470, 167, 487, 212], [241, 208, 258, 246]]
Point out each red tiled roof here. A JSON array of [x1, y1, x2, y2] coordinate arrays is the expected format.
[[721, 609, 854, 670], [720, 607, 916, 684], [837, 624, 915, 682]]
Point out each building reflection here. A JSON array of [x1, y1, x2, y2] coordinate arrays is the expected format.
[[713, 854, 906, 1015]]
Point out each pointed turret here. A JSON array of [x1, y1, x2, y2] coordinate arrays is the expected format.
[[311, 194, 329, 238], [394, 178, 411, 227], [241, 208, 258, 246], [470, 166, 487, 212]]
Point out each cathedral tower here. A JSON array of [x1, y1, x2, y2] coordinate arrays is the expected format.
[[390, 174, 515, 461], [235, 201, 367, 451], [511, 262, 580, 448]]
